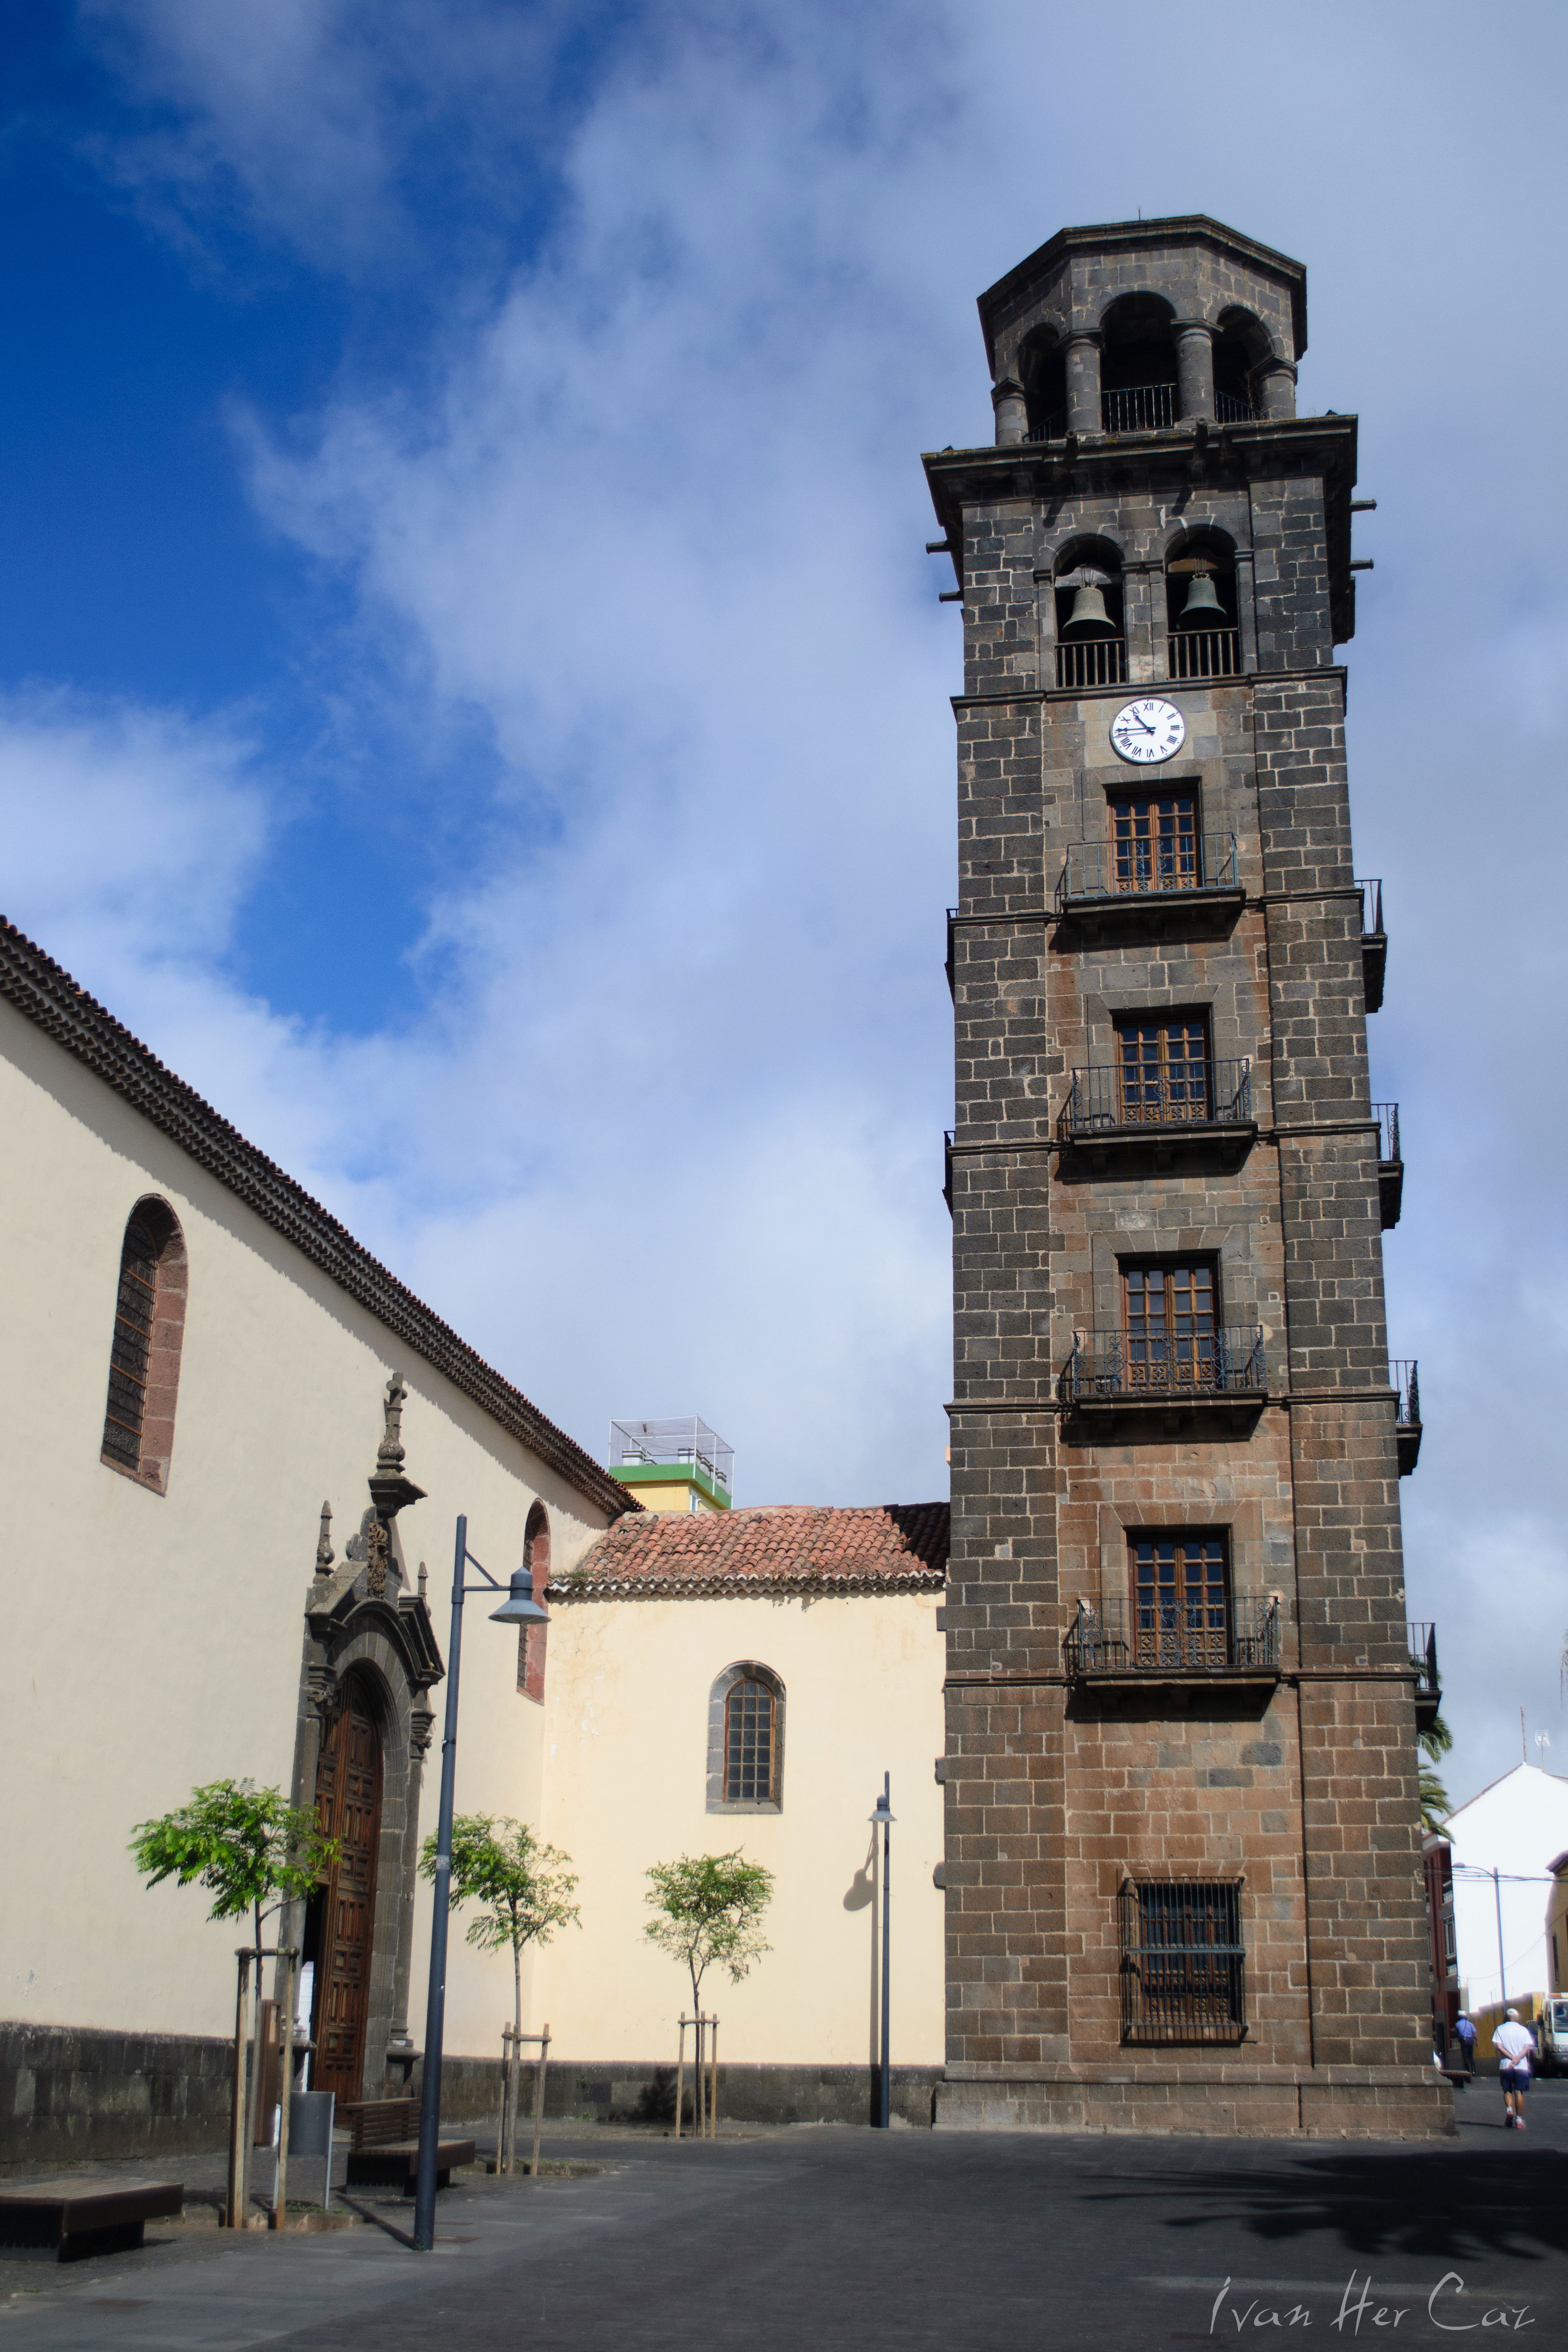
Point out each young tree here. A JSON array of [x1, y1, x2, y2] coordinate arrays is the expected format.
[[420, 1815, 578, 2173], [644, 1848, 774, 2108], [130, 1779, 337, 2227]]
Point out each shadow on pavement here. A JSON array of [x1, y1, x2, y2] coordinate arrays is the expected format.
[[1082, 2147, 1568, 2268]]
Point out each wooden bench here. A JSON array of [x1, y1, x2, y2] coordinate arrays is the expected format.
[[338, 2099, 476, 2191], [0, 2179, 183, 2263]]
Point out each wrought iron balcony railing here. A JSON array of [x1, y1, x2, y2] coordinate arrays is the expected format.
[[1375, 1100, 1403, 1228], [1056, 636, 1129, 690], [1166, 627, 1241, 680], [1056, 832, 1239, 913], [1064, 1328, 1267, 1405], [1214, 388, 1258, 424], [1392, 1359, 1422, 1474], [1058, 1060, 1252, 1140], [1068, 1595, 1281, 1676], [1358, 876, 1387, 1012], [1030, 408, 1067, 443], [1408, 1620, 1441, 1729], [1102, 382, 1178, 432]]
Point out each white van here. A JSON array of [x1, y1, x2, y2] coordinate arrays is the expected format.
[[1537, 1998, 1568, 2076]]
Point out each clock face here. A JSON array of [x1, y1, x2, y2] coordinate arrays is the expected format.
[[1110, 697, 1187, 766]]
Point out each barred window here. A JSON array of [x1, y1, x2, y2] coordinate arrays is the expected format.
[[1120, 1879, 1245, 2044], [725, 1678, 775, 1802], [101, 1198, 186, 1492]]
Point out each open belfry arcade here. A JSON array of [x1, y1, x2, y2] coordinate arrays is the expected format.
[[928, 214, 1447, 2136]]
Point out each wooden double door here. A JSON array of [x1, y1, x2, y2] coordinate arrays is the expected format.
[[310, 1677, 384, 2103]]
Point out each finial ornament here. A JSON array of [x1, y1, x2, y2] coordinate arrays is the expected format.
[[315, 1501, 334, 1574], [378, 1373, 408, 1472]]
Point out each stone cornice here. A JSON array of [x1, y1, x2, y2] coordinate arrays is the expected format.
[[0, 915, 636, 1526]]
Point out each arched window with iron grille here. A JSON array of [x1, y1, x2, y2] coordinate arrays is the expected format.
[[707, 1662, 785, 1812], [100, 1197, 187, 1493]]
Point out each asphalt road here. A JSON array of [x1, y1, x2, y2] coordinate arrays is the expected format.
[[5, 2076, 1565, 2350]]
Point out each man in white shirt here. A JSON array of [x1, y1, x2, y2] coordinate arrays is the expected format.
[[1493, 2007, 1536, 2129]]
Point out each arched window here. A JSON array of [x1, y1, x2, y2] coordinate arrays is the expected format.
[[517, 1503, 551, 1703], [1213, 307, 1272, 424], [100, 1197, 187, 1493], [1019, 326, 1067, 443], [707, 1662, 785, 1812], [1099, 293, 1179, 432], [1164, 527, 1240, 680]]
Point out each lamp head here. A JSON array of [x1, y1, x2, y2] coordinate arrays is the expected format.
[[489, 1567, 549, 1626], [869, 1794, 896, 1828]]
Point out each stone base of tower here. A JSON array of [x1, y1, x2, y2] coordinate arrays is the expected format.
[[935, 2066, 1454, 2140]]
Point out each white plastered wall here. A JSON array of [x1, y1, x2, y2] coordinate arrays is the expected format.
[[534, 1589, 946, 2066], [0, 1000, 609, 2061]]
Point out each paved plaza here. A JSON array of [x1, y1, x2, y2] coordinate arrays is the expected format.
[[3, 2080, 1565, 2350]]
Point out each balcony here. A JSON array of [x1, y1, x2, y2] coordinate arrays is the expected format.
[[1064, 1329, 1267, 1424], [1054, 835, 1242, 944], [1408, 1621, 1441, 1732], [1067, 1596, 1281, 1690], [1029, 409, 1067, 443], [1359, 877, 1387, 1012], [1392, 1359, 1422, 1474], [1215, 389, 1258, 424], [1057, 1060, 1255, 1168], [1375, 1101, 1403, 1229], [1166, 627, 1241, 681], [1055, 636, 1128, 690], [1101, 382, 1177, 433]]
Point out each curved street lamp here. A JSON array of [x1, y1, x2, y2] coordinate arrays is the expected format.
[[413, 1514, 549, 2253]]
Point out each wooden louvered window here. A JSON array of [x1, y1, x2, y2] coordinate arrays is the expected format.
[[100, 1199, 186, 1490], [724, 1678, 775, 1803], [1116, 1016, 1210, 1124], [1123, 1259, 1217, 1388], [1111, 793, 1197, 893]]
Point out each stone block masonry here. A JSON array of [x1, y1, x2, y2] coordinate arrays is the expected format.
[[926, 214, 1448, 2138]]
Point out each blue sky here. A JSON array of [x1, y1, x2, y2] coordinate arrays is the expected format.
[[2, 0, 1566, 1807]]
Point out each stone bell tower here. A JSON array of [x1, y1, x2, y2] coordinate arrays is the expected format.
[[926, 216, 1446, 2136]]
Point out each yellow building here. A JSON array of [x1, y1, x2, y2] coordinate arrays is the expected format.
[[608, 1417, 733, 1513]]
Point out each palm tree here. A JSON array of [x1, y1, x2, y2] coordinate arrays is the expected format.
[[1418, 1713, 1452, 1833]]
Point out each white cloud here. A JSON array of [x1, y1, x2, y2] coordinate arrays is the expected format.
[[17, 0, 1568, 1802]]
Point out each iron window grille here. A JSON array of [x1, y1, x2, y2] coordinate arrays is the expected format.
[[724, 1677, 775, 1803], [1120, 1879, 1246, 2044]]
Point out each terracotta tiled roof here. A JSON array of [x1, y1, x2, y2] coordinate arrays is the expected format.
[[551, 1501, 948, 1598], [0, 915, 634, 1524]]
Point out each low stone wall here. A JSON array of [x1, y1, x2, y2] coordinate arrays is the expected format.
[[1, 2022, 235, 2174], [936, 2067, 1455, 2140], [2, 2022, 941, 2168]]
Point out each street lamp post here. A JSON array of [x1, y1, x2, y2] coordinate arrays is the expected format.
[[870, 1775, 894, 2129], [412, 1513, 549, 2254]]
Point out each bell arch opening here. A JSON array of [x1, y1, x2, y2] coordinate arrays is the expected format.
[[1165, 527, 1241, 679], [1099, 293, 1179, 431], [1053, 535, 1128, 690], [1213, 307, 1272, 423], [1019, 326, 1067, 442]]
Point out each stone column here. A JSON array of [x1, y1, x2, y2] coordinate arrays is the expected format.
[[1064, 333, 1101, 434], [1258, 359, 1298, 420], [1174, 322, 1216, 421], [991, 375, 1027, 447]]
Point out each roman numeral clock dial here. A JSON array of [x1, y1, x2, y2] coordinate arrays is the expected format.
[[1110, 697, 1187, 765]]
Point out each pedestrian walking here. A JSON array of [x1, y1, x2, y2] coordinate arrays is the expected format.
[[1453, 2012, 1477, 2077], [1494, 2007, 1536, 2129]]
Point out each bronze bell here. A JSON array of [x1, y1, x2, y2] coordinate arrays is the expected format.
[[1177, 570, 1227, 625], [1062, 581, 1115, 635]]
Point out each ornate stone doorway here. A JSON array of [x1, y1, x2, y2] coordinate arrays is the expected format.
[[310, 1675, 385, 2102]]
